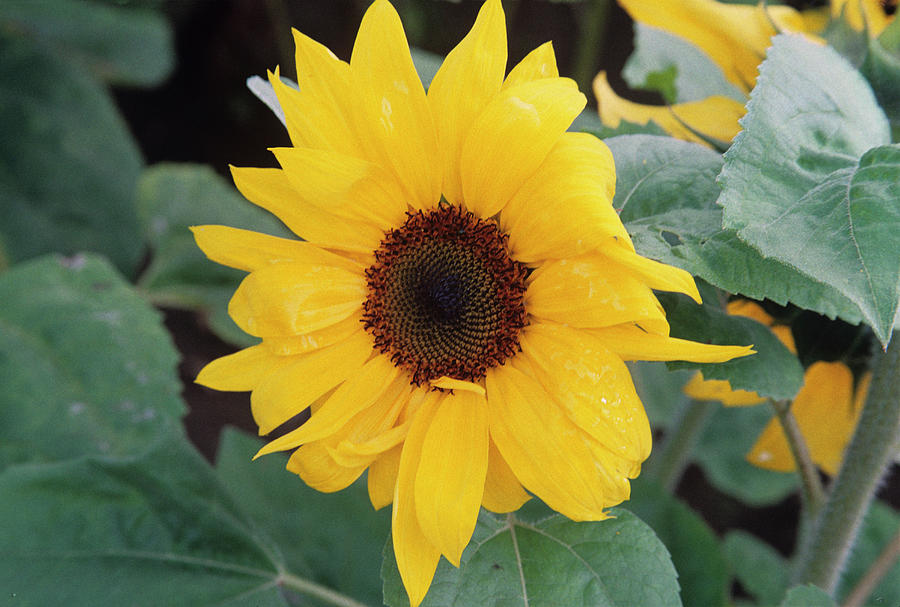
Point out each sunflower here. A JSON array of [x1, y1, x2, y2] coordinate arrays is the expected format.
[[192, 1, 751, 604], [595, 0, 895, 145], [683, 300, 868, 476]]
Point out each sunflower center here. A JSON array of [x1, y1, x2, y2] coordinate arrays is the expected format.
[[363, 205, 528, 386]]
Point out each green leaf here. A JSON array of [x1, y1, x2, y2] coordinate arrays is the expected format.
[[136, 163, 292, 346], [836, 500, 900, 605], [723, 530, 788, 606], [216, 428, 390, 607], [623, 24, 745, 103], [694, 402, 798, 506], [628, 480, 728, 607], [608, 134, 865, 326], [0, 432, 289, 607], [780, 585, 837, 607], [573, 110, 669, 138], [0, 0, 174, 87], [720, 34, 900, 346], [628, 361, 694, 429], [862, 19, 900, 138], [383, 509, 682, 607], [660, 290, 804, 401], [0, 33, 144, 275], [0, 254, 183, 470]]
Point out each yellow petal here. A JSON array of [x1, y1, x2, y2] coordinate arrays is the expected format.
[[250, 330, 372, 435], [393, 392, 443, 607], [429, 376, 486, 395], [503, 41, 559, 89], [598, 239, 702, 303], [526, 254, 668, 330], [832, 0, 893, 36], [287, 442, 366, 493], [271, 146, 407, 231], [196, 344, 292, 392], [616, 0, 803, 91], [519, 322, 652, 463], [228, 262, 366, 337], [190, 225, 360, 273], [269, 39, 359, 157], [726, 300, 773, 326], [593, 72, 745, 146], [460, 78, 586, 218], [485, 364, 614, 521], [350, 0, 440, 210], [747, 362, 855, 475], [255, 353, 401, 456], [368, 443, 402, 510], [230, 165, 383, 253], [482, 438, 530, 513], [590, 323, 755, 363], [500, 132, 629, 263], [415, 390, 489, 566], [327, 377, 412, 467], [427, 0, 506, 206], [263, 311, 365, 356], [682, 372, 764, 406]]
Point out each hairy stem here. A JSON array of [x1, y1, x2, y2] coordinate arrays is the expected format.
[[769, 398, 825, 516], [793, 333, 900, 594]]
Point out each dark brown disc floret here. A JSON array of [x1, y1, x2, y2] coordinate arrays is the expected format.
[[362, 205, 528, 386]]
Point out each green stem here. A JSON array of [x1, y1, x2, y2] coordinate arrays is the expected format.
[[769, 398, 825, 517], [573, 0, 612, 95], [278, 571, 370, 607], [649, 397, 715, 492], [793, 332, 900, 594]]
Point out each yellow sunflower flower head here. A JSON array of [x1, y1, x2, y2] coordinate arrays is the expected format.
[[192, 1, 751, 604]]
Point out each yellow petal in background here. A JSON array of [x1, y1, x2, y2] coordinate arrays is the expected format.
[[832, 0, 893, 36], [501, 132, 628, 263], [427, 0, 506, 207], [393, 392, 443, 607], [191, 225, 360, 273], [350, 0, 441, 211], [526, 254, 668, 330], [228, 262, 366, 337], [616, 0, 799, 91], [502, 41, 559, 89], [230, 165, 383, 253], [594, 72, 745, 145], [460, 78, 586, 218], [250, 330, 372, 435], [592, 324, 755, 363], [683, 372, 765, 406], [747, 361, 856, 475], [482, 438, 531, 513], [415, 391, 489, 566]]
